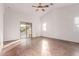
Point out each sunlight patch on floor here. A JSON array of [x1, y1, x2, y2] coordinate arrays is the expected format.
[[41, 39, 51, 55]]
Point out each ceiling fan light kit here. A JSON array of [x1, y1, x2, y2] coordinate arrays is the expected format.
[[32, 3, 53, 12]]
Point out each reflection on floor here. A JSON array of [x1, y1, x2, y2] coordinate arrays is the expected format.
[[2, 37, 79, 56], [4, 40, 17, 45]]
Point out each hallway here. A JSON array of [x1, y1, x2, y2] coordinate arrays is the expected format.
[[2, 37, 79, 56]]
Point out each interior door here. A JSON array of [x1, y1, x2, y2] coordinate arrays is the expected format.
[[20, 22, 32, 39]]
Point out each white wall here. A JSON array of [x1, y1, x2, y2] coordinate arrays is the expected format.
[[0, 3, 4, 53], [4, 9, 41, 41], [42, 4, 79, 42], [41, 10, 58, 38], [4, 4, 79, 43]]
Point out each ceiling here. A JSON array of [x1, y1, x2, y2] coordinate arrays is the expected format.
[[4, 3, 74, 17]]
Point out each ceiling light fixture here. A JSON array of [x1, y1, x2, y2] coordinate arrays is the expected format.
[[32, 3, 53, 12]]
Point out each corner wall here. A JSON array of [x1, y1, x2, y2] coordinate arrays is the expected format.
[[41, 4, 79, 43], [4, 9, 41, 41], [4, 4, 79, 43]]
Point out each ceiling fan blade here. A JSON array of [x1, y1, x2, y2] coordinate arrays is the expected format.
[[32, 5, 40, 8]]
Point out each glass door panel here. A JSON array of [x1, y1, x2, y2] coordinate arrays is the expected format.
[[20, 22, 32, 39]]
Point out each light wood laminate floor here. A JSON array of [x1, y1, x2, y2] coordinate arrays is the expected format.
[[2, 37, 79, 56]]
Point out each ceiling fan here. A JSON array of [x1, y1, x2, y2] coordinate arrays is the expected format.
[[32, 3, 53, 12]]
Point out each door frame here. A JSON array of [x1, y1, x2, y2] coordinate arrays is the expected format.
[[20, 21, 32, 39]]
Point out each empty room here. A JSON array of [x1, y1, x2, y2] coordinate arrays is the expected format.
[[0, 3, 79, 56]]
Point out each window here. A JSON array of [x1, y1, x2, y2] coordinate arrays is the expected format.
[[74, 17, 79, 31], [42, 22, 47, 31], [74, 17, 79, 28]]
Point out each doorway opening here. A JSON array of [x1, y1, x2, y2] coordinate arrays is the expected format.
[[20, 22, 32, 39]]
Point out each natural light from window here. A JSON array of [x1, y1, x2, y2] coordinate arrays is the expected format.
[[42, 22, 47, 31], [74, 17, 79, 32], [41, 39, 51, 55], [20, 24, 26, 27], [74, 17, 79, 28]]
